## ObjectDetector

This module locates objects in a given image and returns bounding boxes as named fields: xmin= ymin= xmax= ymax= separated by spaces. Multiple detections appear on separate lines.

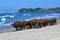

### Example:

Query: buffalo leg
xmin=15 ymin=27 xmax=19 ymax=31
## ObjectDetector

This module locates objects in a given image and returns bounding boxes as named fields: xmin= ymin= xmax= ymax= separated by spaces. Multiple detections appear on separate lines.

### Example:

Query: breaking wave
xmin=23 ymin=14 xmax=31 ymax=16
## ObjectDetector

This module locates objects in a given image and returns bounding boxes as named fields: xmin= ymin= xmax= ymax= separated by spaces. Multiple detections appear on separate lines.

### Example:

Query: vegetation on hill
xmin=18 ymin=7 xmax=60 ymax=13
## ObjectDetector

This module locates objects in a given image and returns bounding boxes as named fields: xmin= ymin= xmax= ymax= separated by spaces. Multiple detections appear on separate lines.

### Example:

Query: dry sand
xmin=0 ymin=20 xmax=60 ymax=40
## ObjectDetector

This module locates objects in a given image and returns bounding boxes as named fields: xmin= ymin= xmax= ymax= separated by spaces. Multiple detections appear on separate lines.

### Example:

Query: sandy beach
xmin=0 ymin=20 xmax=60 ymax=40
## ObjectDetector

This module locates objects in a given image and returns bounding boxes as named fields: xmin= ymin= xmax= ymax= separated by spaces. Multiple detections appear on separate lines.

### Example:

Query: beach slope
xmin=0 ymin=20 xmax=60 ymax=40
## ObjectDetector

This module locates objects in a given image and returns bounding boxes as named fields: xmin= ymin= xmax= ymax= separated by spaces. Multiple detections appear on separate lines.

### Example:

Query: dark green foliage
xmin=18 ymin=7 xmax=60 ymax=13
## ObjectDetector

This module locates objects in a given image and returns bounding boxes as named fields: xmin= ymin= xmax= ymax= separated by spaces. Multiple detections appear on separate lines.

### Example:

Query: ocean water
xmin=0 ymin=13 xmax=60 ymax=31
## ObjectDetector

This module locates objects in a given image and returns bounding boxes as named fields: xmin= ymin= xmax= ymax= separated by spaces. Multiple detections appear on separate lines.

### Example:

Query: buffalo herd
xmin=12 ymin=18 xmax=57 ymax=31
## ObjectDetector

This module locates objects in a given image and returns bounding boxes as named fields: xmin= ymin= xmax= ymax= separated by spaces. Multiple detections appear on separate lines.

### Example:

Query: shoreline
xmin=0 ymin=20 xmax=60 ymax=40
xmin=0 ymin=19 xmax=60 ymax=34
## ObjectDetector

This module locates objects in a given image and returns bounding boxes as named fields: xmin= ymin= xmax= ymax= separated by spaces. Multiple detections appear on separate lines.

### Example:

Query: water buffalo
xmin=49 ymin=18 xmax=57 ymax=25
xmin=37 ymin=19 xmax=50 ymax=28
xmin=28 ymin=19 xmax=37 ymax=29
xmin=12 ymin=18 xmax=57 ymax=31
xmin=12 ymin=21 xmax=29 ymax=31
xmin=12 ymin=21 xmax=22 ymax=31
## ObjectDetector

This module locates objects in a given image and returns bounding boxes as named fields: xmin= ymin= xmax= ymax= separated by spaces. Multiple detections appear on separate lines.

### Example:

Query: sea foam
xmin=23 ymin=14 xmax=31 ymax=16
